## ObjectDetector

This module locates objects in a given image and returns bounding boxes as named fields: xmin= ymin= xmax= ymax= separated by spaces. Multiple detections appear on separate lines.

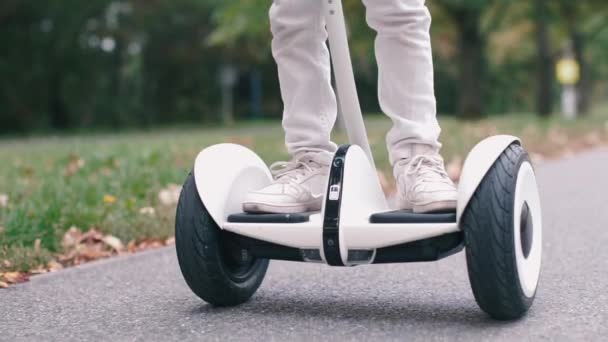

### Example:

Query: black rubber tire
xmin=462 ymin=143 xmax=539 ymax=320
xmin=175 ymin=173 xmax=269 ymax=306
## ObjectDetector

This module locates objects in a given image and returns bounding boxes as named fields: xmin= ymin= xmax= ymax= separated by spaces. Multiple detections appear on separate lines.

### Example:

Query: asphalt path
xmin=2 ymin=148 xmax=607 ymax=341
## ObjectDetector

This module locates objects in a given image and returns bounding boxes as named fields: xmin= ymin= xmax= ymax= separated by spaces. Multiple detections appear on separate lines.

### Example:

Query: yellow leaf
xmin=0 ymin=281 xmax=8 ymax=288
xmin=103 ymin=195 xmax=117 ymax=205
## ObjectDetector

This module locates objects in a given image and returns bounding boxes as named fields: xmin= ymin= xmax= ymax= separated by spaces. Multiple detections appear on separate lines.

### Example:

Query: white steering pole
xmin=324 ymin=0 xmax=375 ymax=169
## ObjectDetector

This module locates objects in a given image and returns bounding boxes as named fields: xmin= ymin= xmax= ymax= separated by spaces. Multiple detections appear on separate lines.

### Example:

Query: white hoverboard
xmin=175 ymin=0 xmax=542 ymax=320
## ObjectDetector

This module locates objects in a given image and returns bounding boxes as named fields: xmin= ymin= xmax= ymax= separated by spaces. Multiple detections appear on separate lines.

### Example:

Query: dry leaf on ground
xmin=102 ymin=235 xmax=124 ymax=252
xmin=127 ymin=240 xmax=137 ymax=253
xmin=30 ymin=266 xmax=48 ymax=275
xmin=64 ymin=156 xmax=85 ymax=176
xmin=0 ymin=194 xmax=8 ymax=208
xmin=0 ymin=281 xmax=8 ymax=288
xmin=139 ymin=207 xmax=156 ymax=216
xmin=62 ymin=226 xmax=82 ymax=249
xmin=47 ymin=260 xmax=64 ymax=271
xmin=1 ymin=272 xmax=29 ymax=284
xmin=59 ymin=228 xmax=121 ymax=266
xmin=158 ymin=184 xmax=182 ymax=206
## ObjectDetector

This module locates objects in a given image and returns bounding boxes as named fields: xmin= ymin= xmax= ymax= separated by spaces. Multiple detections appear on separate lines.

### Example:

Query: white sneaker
xmin=242 ymin=151 xmax=332 ymax=214
xmin=394 ymin=154 xmax=458 ymax=213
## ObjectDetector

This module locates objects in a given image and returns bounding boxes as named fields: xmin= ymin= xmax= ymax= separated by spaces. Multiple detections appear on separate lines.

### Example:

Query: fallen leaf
xmin=139 ymin=207 xmax=156 ymax=216
xmin=78 ymin=244 xmax=110 ymax=260
xmin=127 ymin=240 xmax=137 ymax=253
xmin=158 ymin=184 xmax=181 ymax=206
xmin=2 ymin=260 xmax=11 ymax=268
xmin=0 ymin=194 xmax=8 ymax=208
xmin=103 ymin=194 xmax=117 ymax=205
xmin=79 ymin=229 xmax=104 ymax=243
xmin=137 ymin=240 xmax=163 ymax=250
xmin=47 ymin=260 xmax=63 ymax=271
xmin=64 ymin=156 xmax=85 ymax=176
xmin=0 ymin=281 xmax=8 ymax=288
xmin=3 ymin=272 xmax=25 ymax=283
xmin=62 ymin=226 xmax=82 ymax=249
xmin=102 ymin=235 xmax=124 ymax=252
xmin=30 ymin=266 xmax=48 ymax=275
xmin=165 ymin=236 xmax=175 ymax=245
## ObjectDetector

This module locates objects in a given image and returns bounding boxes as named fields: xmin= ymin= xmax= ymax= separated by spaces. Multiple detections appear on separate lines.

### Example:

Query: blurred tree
xmin=1 ymin=0 xmax=607 ymax=133
xmin=432 ymin=0 xmax=523 ymax=118
xmin=534 ymin=0 xmax=553 ymax=116
xmin=554 ymin=0 xmax=608 ymax=115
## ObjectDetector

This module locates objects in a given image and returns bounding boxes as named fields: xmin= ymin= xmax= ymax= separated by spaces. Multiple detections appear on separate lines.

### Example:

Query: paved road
xmin=2 ymin=148 xmax=608 ymax=341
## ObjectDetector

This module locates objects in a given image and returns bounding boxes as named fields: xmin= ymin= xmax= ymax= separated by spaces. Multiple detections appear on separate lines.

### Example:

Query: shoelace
xmin=269 ymin=159 xmax=315 ymax=184
xmin=404 ymin=155 xmax=451 ymax=190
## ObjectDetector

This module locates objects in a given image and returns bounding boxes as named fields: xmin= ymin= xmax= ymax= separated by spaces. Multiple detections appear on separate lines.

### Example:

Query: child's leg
xmin=363 ymin=0 xmax=457 ymax=213
xmin=270 ymin=0 xmax=338 ymax=156
xmin=242 ymin=1 xmax=336 ymax=214
xmin=362 ymin=0 xmax=441 ymax=164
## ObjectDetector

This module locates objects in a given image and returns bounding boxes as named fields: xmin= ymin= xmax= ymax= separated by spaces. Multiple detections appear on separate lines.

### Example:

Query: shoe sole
xmin=243 ymin=200 xmax=322 ymax=214
xmin=410 ymin=200 xmax=457 ymax=214
xmin=245 ymin=200 xmax=456 ymax=215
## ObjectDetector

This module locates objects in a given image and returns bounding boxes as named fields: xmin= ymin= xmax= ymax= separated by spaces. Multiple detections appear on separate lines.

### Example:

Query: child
xmin=243 ymin=0 xmax=457 ymax=214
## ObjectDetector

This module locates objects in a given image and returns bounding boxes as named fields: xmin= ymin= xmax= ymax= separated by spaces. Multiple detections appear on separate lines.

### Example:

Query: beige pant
xmin=270 ymin=0 xmax=441 ymax=165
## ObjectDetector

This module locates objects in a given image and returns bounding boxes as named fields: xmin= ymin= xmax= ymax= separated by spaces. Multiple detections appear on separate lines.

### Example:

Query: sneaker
xmin=394 ymin=154 xmax=458 ymax=213
xmin=242 ymin=151 xmax=332 ymax=214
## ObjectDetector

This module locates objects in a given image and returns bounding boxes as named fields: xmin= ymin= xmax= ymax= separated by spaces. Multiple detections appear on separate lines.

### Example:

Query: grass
xmin=1 ymin=109 xmax=607 ymax=272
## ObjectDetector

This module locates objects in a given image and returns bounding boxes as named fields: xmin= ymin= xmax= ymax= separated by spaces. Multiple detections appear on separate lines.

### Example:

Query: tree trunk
xmin=535 ymin=0 xmax=553 ymax=117
xmin=456 ymin=8 xmax=485 ymax=119
xmin=571 ymin=31 xmax=590 ymax=115
xmin=49 ymin=72 xmax=69 ymax=129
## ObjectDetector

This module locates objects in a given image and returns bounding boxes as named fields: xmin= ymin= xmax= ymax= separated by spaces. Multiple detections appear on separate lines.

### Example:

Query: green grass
xmin=1 ymin=109 xmax=607 ymax=272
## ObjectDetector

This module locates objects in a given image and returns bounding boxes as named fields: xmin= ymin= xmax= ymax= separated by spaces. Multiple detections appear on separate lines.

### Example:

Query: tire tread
xmin=463 ymin=143 xmax=535 ymax=320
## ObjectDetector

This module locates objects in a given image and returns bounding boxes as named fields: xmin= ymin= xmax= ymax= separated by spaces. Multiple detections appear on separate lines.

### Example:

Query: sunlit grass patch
xmin=0 ymin=107 xmax=607 ymax=273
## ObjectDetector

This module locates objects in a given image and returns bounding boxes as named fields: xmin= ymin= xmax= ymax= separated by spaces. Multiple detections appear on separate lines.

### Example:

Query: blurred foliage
xmin=1 ymin=0 xmax=608 ymax=133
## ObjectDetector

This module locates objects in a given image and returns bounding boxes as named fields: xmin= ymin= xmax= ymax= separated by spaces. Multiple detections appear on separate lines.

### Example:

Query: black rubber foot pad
xmin=370 ymin=210 xmax=457 ymax=224
xmin=227 ymin=212 xmax=311 ymax=223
